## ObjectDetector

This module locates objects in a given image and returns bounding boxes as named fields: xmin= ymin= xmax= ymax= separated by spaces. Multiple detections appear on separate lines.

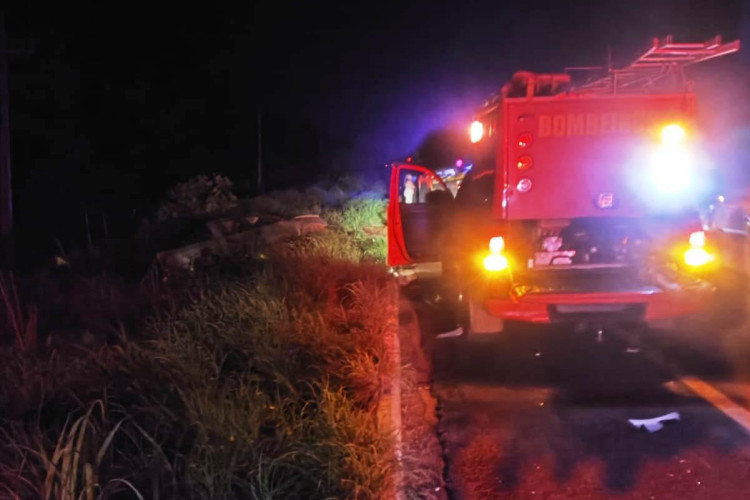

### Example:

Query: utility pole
xmin=0 ymin=13 xmax=33 ymax=252
xmin=0 ymin=13 xmax=12 ymax=240
xmin=257 ymin=106 xmax=263 ymax=192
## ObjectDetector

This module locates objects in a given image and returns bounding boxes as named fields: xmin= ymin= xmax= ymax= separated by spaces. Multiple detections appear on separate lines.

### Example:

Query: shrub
xmin=157 ymin=174 xmax=237 ymax=221
xmin=284 ymin=231 xmax=364 ymax=263
xmin=359 ymin=234 xmax=388 ymax=264
xmin=337 ymin=198 xmax=387 ymax=235
xmin=241 ymin=188 xmax=326 ymax=219
xmin=323 ymin=196 xmax=387 ymax=262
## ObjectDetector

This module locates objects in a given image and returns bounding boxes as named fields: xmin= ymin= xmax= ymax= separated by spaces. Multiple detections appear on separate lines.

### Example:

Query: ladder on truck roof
xmin=576 ymin=35 xmax=740 ymax=94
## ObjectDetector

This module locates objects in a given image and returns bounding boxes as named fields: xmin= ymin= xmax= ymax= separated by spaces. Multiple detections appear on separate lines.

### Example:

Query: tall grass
xmin=0 ymin=178 xmax=396 ymax=499
xmin=140 ymin=257 xmax=394 ymax=498
xmin=0 ymin=400 xmax=148 ymax=500
xmin=0 ymin=217 xmax=395 ymax=498
xmin=0 ymin=273 xmax=38 ymax=352
xmin=323 ymin=197 xmax=388 ymax=263
xmin=326 ymin=198 xmax=387 ymax=235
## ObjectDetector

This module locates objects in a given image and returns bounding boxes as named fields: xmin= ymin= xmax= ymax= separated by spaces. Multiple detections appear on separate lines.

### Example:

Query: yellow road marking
xmin=680 ymin=376 xmax=750 ymax=433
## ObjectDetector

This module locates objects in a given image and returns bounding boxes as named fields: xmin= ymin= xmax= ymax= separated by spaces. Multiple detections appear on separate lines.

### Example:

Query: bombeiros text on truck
xmin=388 ymin=36 xmax=740 ymax=337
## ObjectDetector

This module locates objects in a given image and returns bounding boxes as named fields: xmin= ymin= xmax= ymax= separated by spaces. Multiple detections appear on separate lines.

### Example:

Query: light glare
xmin=661 ymin=123 xmax=686 ymax=144
xmin=689 ymin=230 xmax=706 ymax=248
xmin=483 ymin=254 xmax=508 ymax=272
xmin=684 ymin=247 xmax=713 ymax=267
xmin=489 ymin=236 xmax=505 ymax=254
xmin=517 ymin=178 xmax=532 ymax=193
xmin=650 ymin=146 xmax=692 ymax=194
xmin=470 ymin=121 xmax=484 ymax=143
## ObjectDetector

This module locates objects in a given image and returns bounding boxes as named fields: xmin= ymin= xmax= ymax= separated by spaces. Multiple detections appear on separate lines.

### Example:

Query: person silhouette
xmin=404 ymin=174 xmax=416 ymax=204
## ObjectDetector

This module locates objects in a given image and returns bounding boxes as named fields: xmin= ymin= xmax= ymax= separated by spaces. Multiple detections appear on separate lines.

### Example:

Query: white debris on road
xmin=629 ymin=412 xmax=681 ymax=432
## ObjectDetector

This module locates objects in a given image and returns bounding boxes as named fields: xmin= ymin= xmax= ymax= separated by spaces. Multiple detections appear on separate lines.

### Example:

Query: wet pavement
xmin=404 ymin=281 xmax=750 ymax=499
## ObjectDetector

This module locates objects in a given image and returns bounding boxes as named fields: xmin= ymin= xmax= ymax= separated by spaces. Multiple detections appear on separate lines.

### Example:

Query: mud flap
xmin=466 ymin=300 xmax=504 ymax=336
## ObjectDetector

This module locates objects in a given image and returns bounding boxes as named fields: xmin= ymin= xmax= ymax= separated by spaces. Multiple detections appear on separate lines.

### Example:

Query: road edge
xmin=378 ymin=280 xmax=404 ymax=499
xmin=395 ymin=290 xmax=449 ymax=499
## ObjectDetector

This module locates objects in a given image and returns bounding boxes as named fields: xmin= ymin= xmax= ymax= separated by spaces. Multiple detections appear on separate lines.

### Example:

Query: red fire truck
xmin=388 ymin=36 xmax=740 ymax=337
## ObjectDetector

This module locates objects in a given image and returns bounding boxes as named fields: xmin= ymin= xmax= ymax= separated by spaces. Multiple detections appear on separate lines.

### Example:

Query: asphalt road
xmin=404 ymin=280 xmax=750 ymax=500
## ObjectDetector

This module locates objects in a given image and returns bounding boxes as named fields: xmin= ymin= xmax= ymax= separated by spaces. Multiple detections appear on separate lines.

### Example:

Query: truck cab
xmin=388 ymin=37 xmax=739 ymax=336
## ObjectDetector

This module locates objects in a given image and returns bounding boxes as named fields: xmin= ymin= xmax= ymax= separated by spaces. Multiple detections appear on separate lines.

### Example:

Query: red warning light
xmin=516 ymin=155 xmax=533 ymax=170
xmin=517 ymin=132 xmax=533 ymax=149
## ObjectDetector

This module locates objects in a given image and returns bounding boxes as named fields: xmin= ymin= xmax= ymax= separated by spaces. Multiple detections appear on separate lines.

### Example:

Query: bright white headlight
xmin=661 ymin=123 xmax=687 ymax=145
xmin=649 ymin=145 xmax=693 ymax=194
xmin=469 ymin=121 xmax=484 ymax=143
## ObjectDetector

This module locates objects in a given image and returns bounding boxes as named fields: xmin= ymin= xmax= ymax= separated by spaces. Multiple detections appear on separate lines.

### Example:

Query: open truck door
xmin=387 ymin=163 xmax=452 ymax=267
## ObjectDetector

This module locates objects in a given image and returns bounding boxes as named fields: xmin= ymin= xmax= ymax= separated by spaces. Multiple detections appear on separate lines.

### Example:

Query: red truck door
xmin=387 ymin=163 xmax=451 ymax=266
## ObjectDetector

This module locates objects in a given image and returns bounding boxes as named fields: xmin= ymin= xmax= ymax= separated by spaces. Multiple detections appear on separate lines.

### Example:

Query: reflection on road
xmin=404 ymin=280 xmax=750 ymax=499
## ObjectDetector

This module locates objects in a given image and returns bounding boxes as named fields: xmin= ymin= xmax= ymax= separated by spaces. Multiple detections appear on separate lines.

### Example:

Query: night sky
xmin=3 ymin=1 xmax=748 ymax=254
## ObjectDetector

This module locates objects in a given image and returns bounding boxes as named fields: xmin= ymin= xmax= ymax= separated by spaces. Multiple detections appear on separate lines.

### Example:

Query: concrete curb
xmin=395 ymin=291 xmax=449 ymax=499
xmin=378 ymin=279 xmax=404 ymax=499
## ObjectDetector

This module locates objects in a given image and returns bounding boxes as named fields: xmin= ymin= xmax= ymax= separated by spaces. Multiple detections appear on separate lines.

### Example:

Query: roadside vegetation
xmin=0 ymin=175 xmax=393 ymax=499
